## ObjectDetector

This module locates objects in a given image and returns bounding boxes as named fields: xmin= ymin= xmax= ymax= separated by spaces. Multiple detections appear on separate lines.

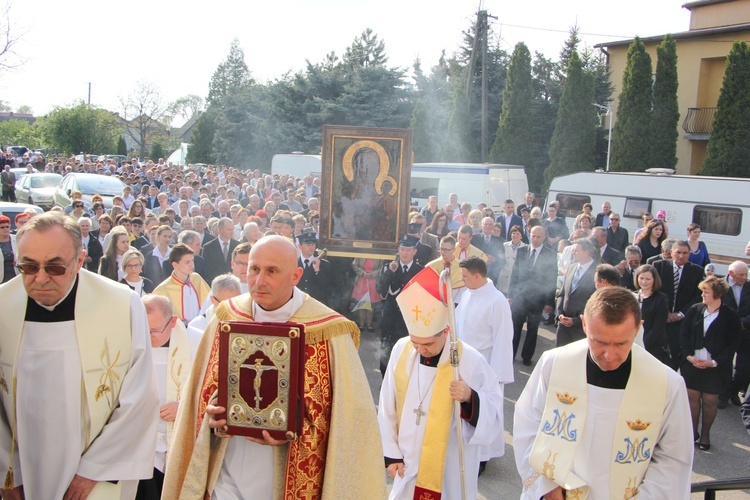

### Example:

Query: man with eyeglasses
xmin=0 ymin=212 xmax=158 ymax=499
xmin=140 ymin=294 xmax=201 ymax=499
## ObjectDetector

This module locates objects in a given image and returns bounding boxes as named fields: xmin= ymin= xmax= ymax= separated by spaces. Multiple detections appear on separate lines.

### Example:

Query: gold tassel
xmin=4 ymin=466 xmax=13 ymax=488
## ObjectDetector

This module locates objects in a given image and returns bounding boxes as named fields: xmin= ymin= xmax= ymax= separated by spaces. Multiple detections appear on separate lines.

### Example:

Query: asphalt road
xmin=357 ymin=319 xmax=750 ymax=499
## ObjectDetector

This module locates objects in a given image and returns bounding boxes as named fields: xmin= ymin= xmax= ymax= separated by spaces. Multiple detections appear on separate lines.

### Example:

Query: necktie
xmin=222 ymin=241 xmax=229 ymax=260
xmin=304 ymin=258 xmax=310 ymax=269
xmin=485 ymin=235 xmax=490 ymax=244
xmin=403 ymin=265 xmax=408 ymax=274
xmin=673 ymin=266 xmax=681 ymax=311
xmin=572 ymin=265 xmax=582 ymax=290
xmin=530 ymin=248 xmax=537 ymax=268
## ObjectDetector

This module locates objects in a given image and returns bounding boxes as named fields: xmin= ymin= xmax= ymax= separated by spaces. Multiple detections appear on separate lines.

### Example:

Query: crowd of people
xmin=0 ymin=155 xmax=747 ymax=498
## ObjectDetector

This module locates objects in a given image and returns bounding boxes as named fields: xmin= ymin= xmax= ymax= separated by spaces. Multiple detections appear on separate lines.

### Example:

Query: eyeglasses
xmin=0 ymin=225 xmax=9 ymax=230
xmin=440 ymin=247 xmax=455 ymax=253
xmin=149 ymin=318 xmax=173 ymax=336
xmin=16 ymin=257 xmax=77 ymax=276
xmin=610 ymin=218 xmax=620 ymax=222
xmin=73 ymin=204 xmax=84 ymax=208
xmin=124 ymin=262 xmax=142 ymax=269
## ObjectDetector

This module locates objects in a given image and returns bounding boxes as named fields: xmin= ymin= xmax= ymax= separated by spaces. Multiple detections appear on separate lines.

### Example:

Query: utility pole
xmin=88 ymin=82 xmax=91 ymax=107
xmin=465 ymin=9 xmax=497 ymax=163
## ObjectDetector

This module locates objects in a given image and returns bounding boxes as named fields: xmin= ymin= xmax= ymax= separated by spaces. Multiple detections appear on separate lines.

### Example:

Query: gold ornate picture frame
xmin=319 ymin=125 xmax=413 ymax=259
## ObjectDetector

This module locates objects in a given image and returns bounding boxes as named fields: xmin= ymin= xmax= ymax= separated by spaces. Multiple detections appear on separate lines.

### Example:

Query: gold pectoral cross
xmin=414 ymin=404 xmax=425 ymax=425
xmin=240 ymin=358 xmax=278 ymax=410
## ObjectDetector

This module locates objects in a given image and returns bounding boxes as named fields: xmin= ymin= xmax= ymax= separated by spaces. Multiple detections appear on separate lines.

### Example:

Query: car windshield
xmin=77 ymin=176 xmax=124 ymax=196
xmin=30 ymin=175 xmax=61 ymax=188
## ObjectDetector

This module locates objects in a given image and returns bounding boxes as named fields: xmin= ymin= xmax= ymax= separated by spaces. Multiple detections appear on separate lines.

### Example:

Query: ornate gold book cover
xmin=217 ymin=321 xmax=306 ymax=440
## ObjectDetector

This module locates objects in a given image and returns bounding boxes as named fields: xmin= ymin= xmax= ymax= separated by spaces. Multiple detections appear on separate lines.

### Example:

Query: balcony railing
xmin=683 ymin=107 xmax=717 ymax=135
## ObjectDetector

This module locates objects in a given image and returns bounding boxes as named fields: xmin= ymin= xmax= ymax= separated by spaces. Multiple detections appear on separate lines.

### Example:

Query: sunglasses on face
xmin=16 ymin=258 xmax=76 ymax=276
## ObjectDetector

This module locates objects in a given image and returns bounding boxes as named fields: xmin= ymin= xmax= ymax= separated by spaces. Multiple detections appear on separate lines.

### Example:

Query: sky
xmin=1 ymin=0 xmax=692 ymax=124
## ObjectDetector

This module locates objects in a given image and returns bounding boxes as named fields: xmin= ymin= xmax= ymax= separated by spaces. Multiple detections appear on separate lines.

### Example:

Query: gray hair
xmin=625 ymin=245 xmax=642 ymax=257
xmin=17 ymin=211 xmax=82 ymax=256
xmin=661 ymin=237 xmax=677 ymax=252
xmin=212 ymin=273 xmax=242 ymax=295
xmin=178 ymin=230 xmax=201 ymax=246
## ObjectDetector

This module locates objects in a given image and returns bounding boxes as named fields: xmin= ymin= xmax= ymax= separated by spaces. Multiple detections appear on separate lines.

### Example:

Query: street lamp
xmin=592 ymin=103 xmax=613 ymax=172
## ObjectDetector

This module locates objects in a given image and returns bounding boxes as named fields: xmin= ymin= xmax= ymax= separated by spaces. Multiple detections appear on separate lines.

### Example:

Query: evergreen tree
xmin=611 ymin=37 xmax=653 ymax=171
xmin=206 ymin=38 xmax=253 ymax=108
xmin=343 ymin=29 xmax=387 ymax=68
xmin=187 ymin=110 xmax=217 ymax=164
xmin=117 ymin=135 xmax=127 ymax=156
xmin=490 ymin=43 xmax=535 ymax=183
xmin=651 ymin=34 xmax=679 ymax=169
xmin=411 ymin=53 xmax=453 ymax=162
xmin=150 ymin=142 xmax=164 ymax=161
xmin=701 ymin=41 xmax=750 ymax=177
xmin=545 ymin=51 xmax=597 ymax=188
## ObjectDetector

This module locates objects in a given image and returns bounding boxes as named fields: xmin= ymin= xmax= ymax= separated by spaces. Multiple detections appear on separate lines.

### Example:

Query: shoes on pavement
xmin=730 ymin=393 xmax=742 ymax=406
xmin=717 ymin=399 xmax=728 ymax=409
xmin=522 ymin=359 xmax=532 ymax=366
xmin=478 ymin=461 xmax=487 ymax=477
xmin=698 ymin=441 xmax=711 ymax=451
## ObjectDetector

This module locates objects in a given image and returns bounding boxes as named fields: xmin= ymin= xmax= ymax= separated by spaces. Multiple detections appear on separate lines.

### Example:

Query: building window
xmin=623 ymin=198 xmax=652 ymax=219
xmin=693 ymin=205 xmax=742 ymax=236
xmin=555 ymin=194 xmax=591 ymax=219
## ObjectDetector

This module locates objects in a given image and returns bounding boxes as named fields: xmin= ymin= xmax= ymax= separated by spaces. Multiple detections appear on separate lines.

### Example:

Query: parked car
xmin=54 ymin=172 xmax=125 ymax=210
xmin=97 ymin=154 xmax=128 ymax=166
xmin=0 ymin=202 xmax=43 ymax=232
xmin=15 ymin=173 xmax=62 ymax=209
xmin=9 ymin=167 xmax=39 ymax=186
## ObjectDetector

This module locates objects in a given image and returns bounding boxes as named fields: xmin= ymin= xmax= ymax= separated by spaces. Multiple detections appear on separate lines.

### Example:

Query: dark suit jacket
xmin=496 ymin=214 xmax=523 ymax=240
xmin=144 ymin=196 xmax=160 ymax=210
xmin=131 ymin=235 xmax=150 ymax=251
xmin=414 ymin=242 xmax=435 ymax=268
xmin=595 ymin=212 xmax=611 ymax=227
xmin=680 ymin=303 xmax=741 ymax=382
xmin=722 ymin=280 xmax=750 ymax=329
xmin=620 ymin=266 xmax=638 ymax=291
xmin=297 ymin=257 xmax=333 ymax=305
xmin=471 ymin=233 xmax=505 ymax=282
xmin=508 ymin=245 xmax=557 ymax=313
xmin=119 ymin=277 xmax=155 ymax=295
xmin=202 ymin=237 xmax=239 ymax=284
xmin=601 ymin=246 xmax=624 ymax=267
xmin=98 ymin=255 xmax=120 ymax=282
xmin=556 ymin=262 xmax=597 ymax=336
xmin=641 ymin=291 xmax=669 ymax=361
xmin=653 ymin=259 xmax=704 ymax=315
xmin=376 ymin=261 xmax=423 ymax=335
xmin=516 ymin=202 xmax=537 ymax=217
xmin=143 ymin=252 xmax=171 ymax=286
xmin=84 ymin=236 xmax=103 ymax=273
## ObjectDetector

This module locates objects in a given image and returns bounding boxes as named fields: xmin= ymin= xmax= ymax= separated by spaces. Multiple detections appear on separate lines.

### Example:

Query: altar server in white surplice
xmin=378 ymin=266 xmax=504 ymax=500
xmin=514 ymin=287 xmax=694 ymax=500
xmin=0 ymin=212 xmax=158 ymax=500
xmin=139 ymin=294 xmax=201 ymax=498
xmin=187 ymin=274 xmax=242 ymax=341
xmin=455 ymin=256 xmax=513 ymax=472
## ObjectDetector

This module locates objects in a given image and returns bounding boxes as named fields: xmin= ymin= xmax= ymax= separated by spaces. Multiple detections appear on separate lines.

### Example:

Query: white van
xmin=271 ymin=152 xmax=322 ymax=179
xmin=410 ymin=163 xmax=528 ymax=214
xmin=547 ymin=170 xmax=750 ymax=274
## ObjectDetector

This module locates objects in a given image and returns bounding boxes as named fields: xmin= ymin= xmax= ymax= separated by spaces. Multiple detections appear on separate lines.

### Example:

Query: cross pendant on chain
xmin=414 ymin=404 xmax=425 ymax=425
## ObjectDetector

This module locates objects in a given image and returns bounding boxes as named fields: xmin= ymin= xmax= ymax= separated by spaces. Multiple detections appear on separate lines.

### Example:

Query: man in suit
xmin=79 ymin=217 xmax=103 ymax=272
xmin=516 ymin=191 xmax=537 ymax=217
xmin=647 ymin=238 xmax=677 ymax=265
xmin=144 ymin=185 xmax=161 ymax=210
xmin=496 ymin=199 xmax=523 ymax=241
xmin=178 ymin=230 xmax=207 ymax=280
xmin=618 ymin=245 xmax=642 ymax=291
xmin=406 ymin=217 xmax=435 ymax=267
xmin=591 ymin=226 xmax=623 ymax=266
xmin=472 ymin=217 xmax=505 ymax=285
xmin=508 ymin=226 xmax=557 ymax=365
xmin=201 ymin=217 xmax=239 ymax=284
xmin=1 ymin=165 xmax=16 ymax=202
xmin=376 ymin=235 xmax=423 ymax=376
xmin=719 ymin=261 xmax=750 ymax=408
xmin=654 ymin=240 xmax=705 ymax=369
xmin=594 ymin=201 xmax=612 ymax=228
xmin=556 ymin=238 xmax=597 ymax=347
xmin=296 ymin=229 xmax=333 ymax=306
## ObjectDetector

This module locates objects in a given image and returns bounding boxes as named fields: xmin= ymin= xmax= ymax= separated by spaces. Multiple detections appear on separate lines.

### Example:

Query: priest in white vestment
xmin=0 ymin=212 xmax=158 ymax=500
xmin=514 ymin=287 xmax=693 ymax=500
xmin=378 ymin=266 xmax=504 ymax=500
xmin=455 ymin=256 xmax=514 ymax=469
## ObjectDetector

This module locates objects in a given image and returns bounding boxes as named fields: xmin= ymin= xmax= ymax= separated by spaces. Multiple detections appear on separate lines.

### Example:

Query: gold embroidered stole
xmin=0 ymin=270 xmax=131 ymax=488
xmin=394 ymin=341 xmax=462 ymax=498
xmin=153 ymin=272 xmax=211 ymax=321
xmin=166 ymin=320 xmax=192 ymax=445
xmin=528 ymin=341 xmax=667 ymax=499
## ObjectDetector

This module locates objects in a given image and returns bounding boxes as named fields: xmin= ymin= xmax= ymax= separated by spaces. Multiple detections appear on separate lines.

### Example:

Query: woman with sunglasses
xmin=0 ymin=215 xmax=17 ymax=283
xmin=119 ymin=249 xmax=154 ymax=296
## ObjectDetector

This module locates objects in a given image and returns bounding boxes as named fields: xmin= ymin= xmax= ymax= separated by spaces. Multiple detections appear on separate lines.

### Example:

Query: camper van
xmin=546 ymin=171 xmax=750 ymax=274
xmin=410 ymin=163 xmax=528 ymax=214
xmin=271 ymin=152 xmax=322 ymax=179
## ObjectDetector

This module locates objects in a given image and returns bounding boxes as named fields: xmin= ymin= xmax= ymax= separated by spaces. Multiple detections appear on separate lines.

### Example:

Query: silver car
xmin=15 ymin=173 xmax=62 ymax=209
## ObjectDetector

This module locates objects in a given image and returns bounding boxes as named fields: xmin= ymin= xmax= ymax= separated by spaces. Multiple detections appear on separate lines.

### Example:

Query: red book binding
xmin=218 ymin=320 xmax=306 ymax=440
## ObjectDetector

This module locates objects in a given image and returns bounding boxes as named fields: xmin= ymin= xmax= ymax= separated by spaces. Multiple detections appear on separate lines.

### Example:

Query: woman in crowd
xmin=93 ymin=214 xmax=113 ymax=252
xmin=98 ymin=227 xmax=131 ymax=282
xmin=126 ymin=199 xmax=147 ymax=220
xmin=635 ymin=264 xmax=669 ymax=362
xmin=572 ymin=214 xmax=593 ymax=239
xmin=482 ymin=207 xmax=495 ymax=221
xmin=426 ymin=210 xmax=450 ymax=241
xmin=351 ymin=258 xmax=383 ymax=332
xmin=680 ymin=276 xmax=741 ymax=450
xmin=530 ymin=206 xmax=543 ymax=220
xmin=687 ymin=223 xmax=711 ymax=268
xmin=498 ymin=225 xmax=526 ymax=294
xmin=119 ymin=249 xmax=154 ymax=296
xmin=264 ymin=201 xmax=276 ymax=219
xmin=468 ymin=209 xmax=483 ymax=234
xmin=635 ymin=220 xmax=666 ymax=264
xmin=0 ymin=215 xmax=17 ymax=284
xmin=581 ymin=203 xmax=593 ymax=217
